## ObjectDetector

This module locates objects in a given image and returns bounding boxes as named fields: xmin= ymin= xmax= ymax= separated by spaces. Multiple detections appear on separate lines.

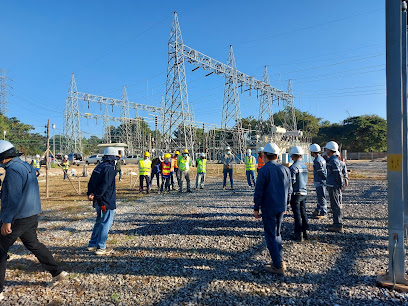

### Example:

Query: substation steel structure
xmin=0 ymin=69 xmax=9 ymax=116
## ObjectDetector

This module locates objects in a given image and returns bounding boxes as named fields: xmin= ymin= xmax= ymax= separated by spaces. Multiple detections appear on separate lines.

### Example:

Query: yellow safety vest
xmin=62 ymin=161 xmax=70 ymax=171
xmin=178 ymin=156 xmax=190 ymax=171
xmin=139 ymin=159 xmax=152 ymax=176
xmin=33 ymin=160 xmax=40 ymax=170
xmin=244 ymin=156 xmax=256 ymax=171
xmin=197 ymin=158 xmax=207 ymax=174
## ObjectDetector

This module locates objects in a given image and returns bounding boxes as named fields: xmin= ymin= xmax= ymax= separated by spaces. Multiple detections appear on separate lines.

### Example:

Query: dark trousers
xmin=0 ymin=215 xmax=61 ymax=292
xmin=262 ymin=213 xmax=284 ymax=269
xmin=117 ymin=170 xmax=122 ymax=180
xmin=139 ymin=175 xmax=150 ymax=192
xmin=35 ymin=169 xmax=41 ymax=177
xmin=161 ymin=176 xmax=171 ymax=192
xmin=328 ymin=187 xmax=343 ymax=226
xmin=63 ymin=169 xmax=68 ymax=180
xmin=223 ymin=168 xmax=233 ymax=188
xmin=150 ymin=173 xmax=160 ymax=188
xmin=290 ymin=195 xmax=309 ymax=234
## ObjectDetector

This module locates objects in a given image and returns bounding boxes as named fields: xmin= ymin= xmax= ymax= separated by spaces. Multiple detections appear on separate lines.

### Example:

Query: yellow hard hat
xmin=144 ymin=151 xmax=150 ymax=157
xmin=164 ymin=153 xmax=171 ymax=159
xmin=175 ymin=151 xmax=180 ymax=155
xmin=183 ymin=149 xmax=189 ymax=154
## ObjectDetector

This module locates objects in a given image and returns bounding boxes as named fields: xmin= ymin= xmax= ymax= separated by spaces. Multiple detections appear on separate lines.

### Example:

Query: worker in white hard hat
xmin=309 ymin=144 xmax=328 ymax=219
xmin=335 ymin=151 xmax=349 ymax=188
xmin=87 ymin=147 xmax=120 ymax=255
xmin=31 ymin=154 xmax=41 ymax=177
xmin=244 ymin=149 xmax=256 ymax=188
xmin=289 ymin=146 xmax=309 ymax=242
xmin=0 ymin=141 xmax=67 ymax=298
xmin=222 ymin=146 xmax=234 ymax=190
xmin=61 ymin=155 xmax=70 ymax=180
xmin=257 ymin=147 xmax=265 ymax=173
xmin=254 ymin=142 xmax=291 ymax=276
xmin=196 ymin=153 xmax=207 ymax=189
xmin=324 ymin=141 xmax=344 ymax=233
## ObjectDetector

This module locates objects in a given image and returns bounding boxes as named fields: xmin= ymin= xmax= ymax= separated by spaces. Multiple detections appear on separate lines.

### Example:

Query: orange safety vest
xmin=257 ymin=155 xmax=265 ymax=169
xmin=161 ymin=162 xmax=171 ymax=176
xmin=173 ymin=156 xmax=179 ymax=169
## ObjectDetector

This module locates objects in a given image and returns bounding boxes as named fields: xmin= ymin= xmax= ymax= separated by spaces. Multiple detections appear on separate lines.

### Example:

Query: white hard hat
xmin=325 ymin=141 xmax=339 ymax=152
xmin=263 ymin=142 xmax=280 ymax=155
xmin=246 ymin=149 xmax=252 ymax=154
xmin=0 ymin=140 xmax=19 ymax=161
xmin=104 ymin=147 xmax=119 ymax=156
xmin=35 ymin=154 xmax=41 ymax=159
xmin=290 ymin=146 xmax=304 ymax=156
xmin=200 ymin=153 xmax=205 ymax=157
xmin=64 ymin=155 xmax=68 ymax=159
xmin=225 ymin=146 xmax=231 ymax=151
xmin=258 ymin=147 xmax=264 ymax=152
xmin=309 ymin=144 xmax=321 ymax=153
xmin=335 ymin=151 xmax=341 ymax=156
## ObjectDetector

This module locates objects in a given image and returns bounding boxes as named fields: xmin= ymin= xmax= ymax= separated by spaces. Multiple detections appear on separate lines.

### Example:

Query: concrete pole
xmin=385 ymin=0 xmax=406 ymax=284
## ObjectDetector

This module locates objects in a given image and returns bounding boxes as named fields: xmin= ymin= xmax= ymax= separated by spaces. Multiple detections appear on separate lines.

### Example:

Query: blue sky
xmin=1 ymin=1 xmax=385 ymax=138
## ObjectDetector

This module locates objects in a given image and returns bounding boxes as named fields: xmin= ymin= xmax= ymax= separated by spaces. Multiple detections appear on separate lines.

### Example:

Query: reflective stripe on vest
xmin=178 ymin=156 xmax=190 ymax=171
xmin=197 ymin=159 xmax=207 ymax=173
xmin=62 ymin=161 xmax=69 ymax=170
xmin=139 ymin=159 xmax=152 ymax=176
xmin=161 ymin=162 xmax=171 ymax=176
xmin=257 ymin=156 xmax=265 ymax=169
xmin=244 ymin=156 xmax=256 ymax=171
xmin=33 ymin=160 xmax=40 ymax=170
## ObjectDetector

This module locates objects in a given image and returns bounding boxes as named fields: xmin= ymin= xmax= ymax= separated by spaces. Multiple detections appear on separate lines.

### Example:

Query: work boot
xmin=265 ymin=265 xmax=285 ymax=276
xmin=293 ymin=233 xmax=303 ymax=242
xmin=328 ymin=225 xmax=344 ymax=233
xmin=95 ymin=248 xmax=113 ymax=256
xmin=187 ymin=189 xmax=193 ymax=193
xmin=222 ymin=186 xmax=226 ymax=190
xmin=265 ymin=261 xmax=286 ymax=270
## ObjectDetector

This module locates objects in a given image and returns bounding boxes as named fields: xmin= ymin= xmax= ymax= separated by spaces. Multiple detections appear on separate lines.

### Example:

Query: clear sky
xmin=1 ymin=0 xmax=385 ymax=138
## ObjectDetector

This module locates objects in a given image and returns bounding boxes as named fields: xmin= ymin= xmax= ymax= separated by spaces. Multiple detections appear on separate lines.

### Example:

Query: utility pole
xmin=46 ymin=120 xmax=50 ymax=198
xmin=377 ymin=0 xmax=408 ymax=290
xmin=52 ymin=124 xmax=56 ymax=163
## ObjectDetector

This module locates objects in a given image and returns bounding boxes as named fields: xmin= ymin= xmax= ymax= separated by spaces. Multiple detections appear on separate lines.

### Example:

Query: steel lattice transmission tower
xmin=103 ymin=104 xmax=111 ymax=144
xmin=121 ymin=86 xmax=133 ymax=153
xmin=64 ymin=73 xmax=82 ymax=153
xmin=282 ymin=79 xmax=297 ymax=131
xmin=256 ymin=66 xmax=274 ymax=139
xmin=221 ymin=45 xmax=245 ymax=156
xmin=0 ymin=69 xmax=8 ymax=116
xmin=162 ymin=12 xmax=194 ymax=153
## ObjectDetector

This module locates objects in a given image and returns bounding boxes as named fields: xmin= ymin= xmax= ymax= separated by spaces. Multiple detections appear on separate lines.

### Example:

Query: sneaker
xmin=222 ymin=186 xmax=226 ymax=190
xmin=266 ymin=261 xmax=286 ymax=270
xmin=87 ymin=246 xmax=97 ymax=252
xmin=316 ymin=213 xmax=328 ymax=219
xmin=328 ymin=225 xmax=344 ymax=233
xmin=265 ymin=265 xmax=285 ymax=276
xmin=95 ymin=248 xmax=113 ymax=256
xmin=52 ymin=271 xmax=68 ymax=284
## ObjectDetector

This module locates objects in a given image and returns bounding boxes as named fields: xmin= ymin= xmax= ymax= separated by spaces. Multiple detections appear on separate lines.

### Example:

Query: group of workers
xmin=254 ymin=140 xmax=348 ymax=276
xmin=138 ymin=149 xmax=207 ymax=194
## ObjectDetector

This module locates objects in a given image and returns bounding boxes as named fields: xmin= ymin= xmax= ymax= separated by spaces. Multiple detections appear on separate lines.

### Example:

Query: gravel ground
xmin=1 ymin=161 xmax=406 ymax=305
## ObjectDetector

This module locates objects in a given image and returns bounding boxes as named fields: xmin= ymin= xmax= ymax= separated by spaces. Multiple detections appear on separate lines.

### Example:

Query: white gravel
xmin=1 ymin=161 xmax=406 ymax=305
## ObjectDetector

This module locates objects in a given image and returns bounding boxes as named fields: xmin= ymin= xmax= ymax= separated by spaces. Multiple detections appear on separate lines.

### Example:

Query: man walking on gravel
xmin=325 ymin=141 xmax=344 ymax=233
xmin=309 ymin=144 xmax=328 ymax=219
xmin=222 ymin=146 xmax=234 ymax=190
xmin=177 ymin=149 xmax=192 ymax=193
xmin=87 ymin=147 xmax=119 ymax=255
xmin=289 ymin=146 xmax=309 ymax=242
xmin=254 ymin=142 xmax=291 ymax=275
xmin=0 ymin=141 xmax=67 ymax=301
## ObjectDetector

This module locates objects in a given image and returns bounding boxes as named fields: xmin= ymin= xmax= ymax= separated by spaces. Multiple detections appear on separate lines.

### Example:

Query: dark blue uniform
xmin=326 ymin=155 xmax=343 ymax=227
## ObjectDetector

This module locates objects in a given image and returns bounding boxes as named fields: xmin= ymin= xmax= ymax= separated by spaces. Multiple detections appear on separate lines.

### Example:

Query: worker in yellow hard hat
xmin=172 ymin=150 xmax=180 ymax=189
xmin=160 ymin=153 xmax=172 ymax=194
xmin=177 ymin=149 xmax=192 ymax=193
xmin=139 ymin=151 xmax=152 ymax=193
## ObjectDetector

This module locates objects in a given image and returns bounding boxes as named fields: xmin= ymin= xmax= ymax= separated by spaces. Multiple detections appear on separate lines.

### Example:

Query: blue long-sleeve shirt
xmin=0 ymin=157 xmax=42 ymax=223
xmin=87 ymin=159 xmax=117 ymax=210
xmin=326 ymin=155 xmax=343 ymax=189
xmin=313 ymin=154 xmax=327 ymax=184
xmin=253 ymin=160 xmax=292 ymax=216
xmin=289 ymin=160 xmax=308 ymax=195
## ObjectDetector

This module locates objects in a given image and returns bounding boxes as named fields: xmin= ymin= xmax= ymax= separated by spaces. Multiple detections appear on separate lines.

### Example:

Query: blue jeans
xmin=246 ymin=170 xmax=256 ymax=187
xmin=223 ymin=168 xmax=233 ymax=188
xmin=290 ymin=195 xmax=309 ymax=234
xmin=262 ymin=213 xmax=284 ymax=269
xmin=315 ymin=185 xmax=327 ymax=215
xmin=89 ymin=206 xmax=115 ymax=249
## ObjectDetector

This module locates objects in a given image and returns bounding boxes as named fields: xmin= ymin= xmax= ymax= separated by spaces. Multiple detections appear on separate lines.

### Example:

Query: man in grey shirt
xmin=222 ymin=146 xmax=234 ymax=190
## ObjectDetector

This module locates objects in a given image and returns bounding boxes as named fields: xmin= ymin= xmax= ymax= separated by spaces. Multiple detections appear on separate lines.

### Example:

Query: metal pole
xmin=52 ymin=124 xmax=56 ymax=163
xmin=46 ymin=120 xmax=50 ymax=198
xmin=378 ymin=0 xmax=407 ymax=287
xmin=403 ymin=2 xmax=408 ymax=234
